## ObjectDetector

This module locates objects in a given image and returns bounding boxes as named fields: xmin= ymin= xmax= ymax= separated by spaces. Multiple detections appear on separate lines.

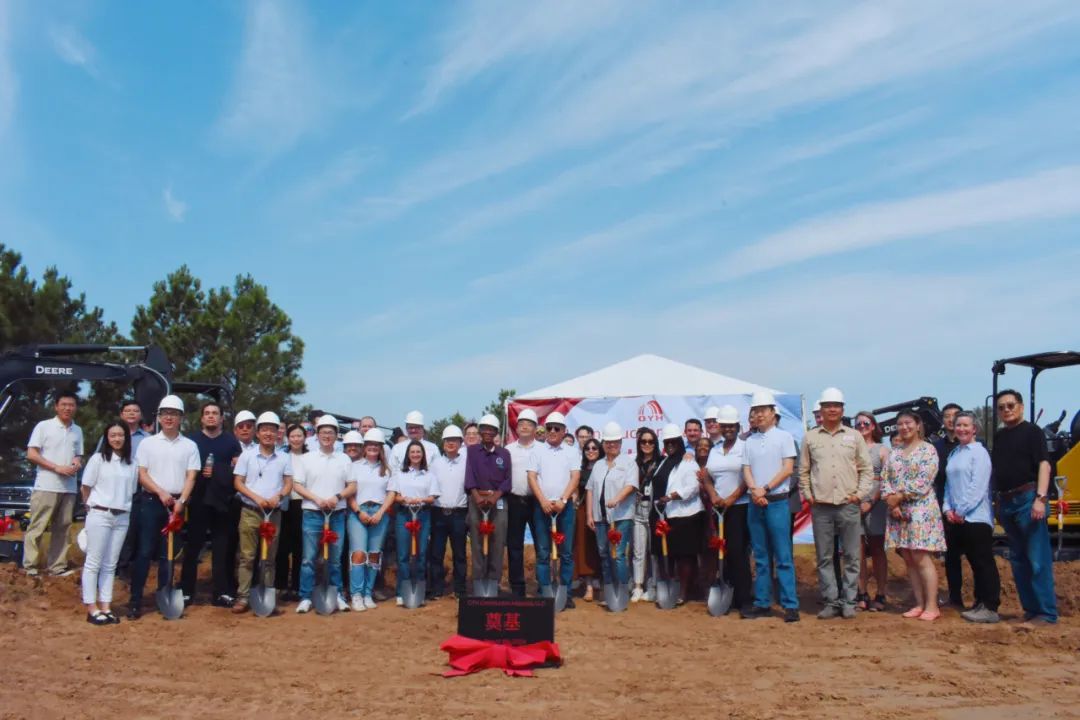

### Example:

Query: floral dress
xmin=881 ymin=441 xmax=946 ymax=552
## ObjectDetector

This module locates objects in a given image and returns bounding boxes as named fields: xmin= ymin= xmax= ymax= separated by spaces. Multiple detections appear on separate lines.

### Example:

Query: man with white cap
xmin=429 ymin=425 xmax=469 ymax=599
xmin=465 ymin=414 xmax=512 ymax=594
xmin=128 ymin=395 xmax=201 ymax=620
xmin=231 ymin=412 xmax=294 ymax=614
xmin=389 ymin=410 xmax=438 ymax=473
xmin=505 ymin=408 xmax=540 ymax=597
xmin=799 ymin=388 xmax=874 ymax=620
xmin=741 ymin=391 xmax=800 ymax=622
xmin=528 ymin=411 xmax=580 ymax=606
xmin=233 ymin=410 xmax=257 ymax=453
xmin=292 ymin=414 xmax=355 ymax=614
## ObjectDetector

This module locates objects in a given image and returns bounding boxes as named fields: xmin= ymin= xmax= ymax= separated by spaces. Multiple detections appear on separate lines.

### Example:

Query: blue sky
xmin=2 ymin=0 xmax=1080 ymax=426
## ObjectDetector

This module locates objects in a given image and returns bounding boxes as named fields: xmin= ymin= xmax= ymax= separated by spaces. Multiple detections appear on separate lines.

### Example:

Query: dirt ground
xmin=3 ymin=539 xmax=1080 ymax=720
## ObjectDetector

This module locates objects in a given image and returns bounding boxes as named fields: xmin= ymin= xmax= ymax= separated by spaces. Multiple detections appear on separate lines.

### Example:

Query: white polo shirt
xmin=293 ymin=449 xmax=351 ymax=511
xmin=136 ymin=432 xmax=201 ymax=496
xmin=82 ymin=452 xmax=139 ymax=511
xmin=27 ymin=417 xmax=84 ymax=493
xmin=505 ymin=439 xmax=539 ymax=496
xmin=707 ymin=438 xmax=748 ymax=505
xmin=432 ymin=452 xmax=468 ymax=509
xmin=388 ymin=467 xmax=440 ymax=500
xmin=532 ymin=442 xmax=580 ymax=501
xmin=664 ymin=460 xmax=705 ymax=518
xmin=388 ymin=439 xmax=439 ymax=475
xmin=742 ymin=426 xmax=797 ymax=497
xmin=351 ymin=459 xmax=391 ymax=505
xmin=234 ymin=446 xmax=293 ymax=510
xmin=586 ymin=455 xmax=639 ymax=523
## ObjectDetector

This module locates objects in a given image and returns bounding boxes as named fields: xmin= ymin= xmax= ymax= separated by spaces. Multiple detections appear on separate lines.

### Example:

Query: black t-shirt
xmin=189 ymin=431 xmax=243 ymax=511
xmin=932 ymin=436 xmax=958 ymax=504
xmin=991 ymin=421 xmax=1048 ymax=492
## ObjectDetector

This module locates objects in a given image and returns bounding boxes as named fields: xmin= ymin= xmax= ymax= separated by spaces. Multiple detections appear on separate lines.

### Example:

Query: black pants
xmin=206 ymin=501 xmax=239 ymax=598
xmin=722 ymin=503 xmax=753 ymax=610
xmin=506 ymin=495 xmax=537 ymax=596
xmin=428 ymin=508 xmax=468 ymax=596
xmin=130 ymin=494 xmax=170 ymax=607
xmin=944 ymin=521 xmax=1001 ymax=611
xmin=180 ymin=499 xmax=213 ymax=598
xmin=275 ymin=501 xmax=303 ymax=592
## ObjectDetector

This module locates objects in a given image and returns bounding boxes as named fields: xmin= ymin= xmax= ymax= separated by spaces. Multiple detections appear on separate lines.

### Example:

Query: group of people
xmin=19 ymin=384 xmax=1058 ymax=627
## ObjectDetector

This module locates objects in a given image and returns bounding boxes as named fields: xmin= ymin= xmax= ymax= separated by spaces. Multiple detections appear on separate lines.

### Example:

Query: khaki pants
xmin=236 ymin=506 xmax=281 ymax=601
xmin=24 ymin=490 xmax=76 ymax=573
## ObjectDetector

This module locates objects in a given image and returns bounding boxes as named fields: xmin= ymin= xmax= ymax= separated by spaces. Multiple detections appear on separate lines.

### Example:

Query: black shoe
xmin=103 ymin=610 xmax=120 ymax=625
xmin=211 ymin=594 xmax=236 ymax=608
xmin=183 ymin=595 xmax=193 ymax=608
xmin=784 ymin=608 xmax=800 ymax=623
xmin=126 ymin=604 xmax=141 ymax=621
xmin=741 ymin=605 xmax=770 ymax=619
xmin=87 ymin=611 xmax=110 ymax=626
xmin=564 ymin=598 xmax=576 ymax=610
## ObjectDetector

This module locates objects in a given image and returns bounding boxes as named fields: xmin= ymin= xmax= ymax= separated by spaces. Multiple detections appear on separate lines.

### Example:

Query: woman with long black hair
xmin=649 ymin=425 xmax=703 ymax=605
xmin=573 ymin=437 xmax=602 ymax=601
xmin=631 ymin=427 xmax=661 ymax=602
xmin=276 ymin=423 xmax=307 ymax=601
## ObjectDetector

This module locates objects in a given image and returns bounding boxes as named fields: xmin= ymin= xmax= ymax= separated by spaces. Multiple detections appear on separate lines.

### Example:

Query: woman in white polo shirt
xmin=661 ymin=434 xmax=707 ymax=605
xmin=346 ymin=429 xmax=394 ymax=611
xmin=388 ymin=440 xmax=440 ymax=606
xmin=80 ymin=422 xmax=139 ymax=625
xmin=702 ymin=406 xmax=751 ymax=613
xmin=585 ymin=422 xmax=639 ymax=597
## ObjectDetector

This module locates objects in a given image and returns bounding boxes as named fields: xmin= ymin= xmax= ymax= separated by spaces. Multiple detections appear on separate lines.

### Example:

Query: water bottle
xmin=204 ymin=452 xmax=214 ymax=474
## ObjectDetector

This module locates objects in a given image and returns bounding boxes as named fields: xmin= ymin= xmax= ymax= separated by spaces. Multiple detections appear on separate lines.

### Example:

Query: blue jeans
xmin=428 ymin=508 xmax=468 ymax=596
xmin=998 ymin=489 xmax=1058 ymax=622
xmin=594 ymin=518 xmax=632 ymax=586
xmin=394 ymin=505 xmax=431 ymax=595
xmin=347 ymin=503 xmax=389 ymax=598
xmin=533 ymin=503 xmax=576 ymax=589
xmin=300 ymin=510 xmax=345 ymax=601
xmin=129 ymin=493 xmax=169 ymax=606
xmin=748 ymin=499 xmax=799 ymax=610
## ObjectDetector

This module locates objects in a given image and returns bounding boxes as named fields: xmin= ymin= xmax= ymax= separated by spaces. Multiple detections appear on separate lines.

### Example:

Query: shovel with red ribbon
xmin=601 ymin=505 xmax=628 ymax=612
xmin=313 ymin=510 xmax=339 ymax=615
xmin=473 ymin=507 xmax=498 ymax=597
xmin=401 ymin=503 xmax=426 ymax=609
xmin=707 ymin=508 xmax=734 ymax=616
xmin=251 ymin=509 xmax=278 ymax=617
xmin=156 ymin=511 xmax=186 ymax=620
xmin=1055 ymin=476 xmax=1068 ymax=561
xmin=653 ymin=501 xmax=678 ymax=610
xmin=545 ymin=510 xmax=569 ymax=611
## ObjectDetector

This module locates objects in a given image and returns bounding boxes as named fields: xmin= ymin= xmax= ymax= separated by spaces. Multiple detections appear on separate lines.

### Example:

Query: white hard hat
xmin=316 ymin=414 xmax=339 ymax=430
xmin=545 ymin=411 xmax=567 ymax=427
xmin=363 ymin=428 xmax=386 ymax=444
xmin=517 ymin=409 xmax=538 ymax=425
xmin=749 ymin=391 xmax=776 ymax=409
xmin=442 ymin=424 xmax=464 ymax=440
xmin=717 ymin=405 xmax=740 ymax=424
xmin=703 ymin=406 xmax=720 ymax=421
xmin=234 ymin=409 xmax=256 ymax=425
xmin=478 ymin=414 xmax=500 ymax=430
xmin=342 ymin=430 xmax=365 ymax=445
xmin=158 ymin=395 xmax=185 ymax=413
xmin=405 ymin=410 xmax=424 ymax=426
xmin=601 ymin=421 xmax=623 ymax=442
xmin=819 ymin=387 xmax=845 ymax=405
xmin=256 ymin=411 xmax=281 ymax=428
xmin=661 ymin=423 xmax=682 ymax=442
xmin=812 ymin=401 xmax=822 ymax=412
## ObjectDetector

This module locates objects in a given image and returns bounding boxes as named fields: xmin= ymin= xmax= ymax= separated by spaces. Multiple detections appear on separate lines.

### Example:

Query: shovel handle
xmin=261 ymin=536 xmax=267 ymax=562
xmin=482 ymin=535 xmax=489 ymax=556
xmin=661 ymin=535 xmax=668 ymax=556
xmin=322 ymin=517 xmax=329 ymax=561
xmin=166 ymin=530 xmax=173 ymax=561
xmin=411 ymin=535 xmax=418 ymax=556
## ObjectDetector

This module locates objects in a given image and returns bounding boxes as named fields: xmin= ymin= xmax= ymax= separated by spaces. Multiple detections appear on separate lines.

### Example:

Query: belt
xmin=438 ymin=507 xmax=468 ymax=515
xmin=137 ymin=490 xmax=179 ymax=501
xmin=766 ymin=492 xmax=790 ymax=502
xmin=90 ymin=505 xmax=127 ymax=515
xmin=508 ymin=494 xmax=530 ymax=503
xmin=996 ymin=482 xmax=1035 ymax=500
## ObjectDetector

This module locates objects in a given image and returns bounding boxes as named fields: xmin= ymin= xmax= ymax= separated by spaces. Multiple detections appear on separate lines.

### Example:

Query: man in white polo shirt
xmin=528 ymin=411 xmax=580 ymax=607
xmin=505 ymin=408 xmax=540 ymax=597
xmin=429 ymin=425 xmax=469 ymax=599
xmin=24 ymin=390 xmax=84 ymax=577
xmin=129 ymin=395 xmax=201 ymax=620
xmin=232 ymin=412 xmax=293 ymax=614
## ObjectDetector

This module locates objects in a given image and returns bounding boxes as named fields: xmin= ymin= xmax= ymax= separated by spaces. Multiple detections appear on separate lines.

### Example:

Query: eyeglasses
xmin=639 ymin=439 xmax=655 ymax=446
xmin=854 ymin=421 xmax=871 ymax=428
xmin=997 ymin=402 xmax=1019 ymax=411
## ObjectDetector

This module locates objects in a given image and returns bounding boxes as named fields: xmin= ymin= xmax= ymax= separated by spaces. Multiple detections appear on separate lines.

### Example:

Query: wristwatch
xmin=1035 ymin=494 xmax=1048 ymax=502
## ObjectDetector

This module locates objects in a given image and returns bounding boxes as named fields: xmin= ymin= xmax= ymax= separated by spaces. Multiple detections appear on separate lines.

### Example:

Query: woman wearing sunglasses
xmin=853 ymin=412 xmax=889 ymax=612
xmin=573 ymin=437 xmax=603 ymax=601
xmin=631 ymin=427 xmax=661 ymax=602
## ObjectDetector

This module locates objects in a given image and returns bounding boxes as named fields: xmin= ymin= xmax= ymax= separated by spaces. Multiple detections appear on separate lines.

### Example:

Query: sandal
xmin=870 ymin=595 xmax=886 ymax=612
xmin=584 ymin=585 xmax=594 ymax=602
xmin=86 ymin=611 xmax=110 ymax=626
xmin=855 ymin=592 xmax=870 ymax=611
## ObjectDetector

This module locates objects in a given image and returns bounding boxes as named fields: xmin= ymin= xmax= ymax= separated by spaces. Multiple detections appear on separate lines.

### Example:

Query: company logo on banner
xmin=637 ymin=400 xmax=665 ymax=423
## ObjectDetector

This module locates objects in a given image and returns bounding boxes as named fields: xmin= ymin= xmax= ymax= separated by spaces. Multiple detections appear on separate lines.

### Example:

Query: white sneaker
xmin=630 ymin=587 xmax=645 ymax=603
xmin=49 ymin=568 xmax=75 ymax=577
xmin=336 ymin=595 xmax=349 ymax=612
xmin=363 ymin=596 xmax=377 ymax=610
xmin=644 ymin=588 xmax=656 ymax=602
xmin=350 ymin=596 xmax=367 ymax=612
xmin=296 ymin=599 xmax=312 ymax=614
xmin=395 ymin=596 xmax=404 ymax=607
xmin=25 ymin=568 xmax=39 ymax=577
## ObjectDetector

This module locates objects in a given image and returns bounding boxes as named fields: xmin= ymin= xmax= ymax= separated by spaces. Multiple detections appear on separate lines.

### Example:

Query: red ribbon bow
xmin=708 ymin=536 xmax=726 ymax=551
xmin=654 ymin=519 xmax=670 ymax=537
xmin=439 ymin=635 xmax=561 ymax=677
xmin=1059 ymin=500 xmax=1070 ymax=516
xmin=478 ymin=521 xmax=495 ymax=536
xmin=404 ymin=519 xmax=422 ymax=536
xmin=551 ymin=531 xmax=565 ymax=545
xmin=160 ymin=513 xmax=184 ymax=535
xmin=0 ymin=516 xmax=16 ymax=534
xmin=319 ymin=528 xmax=339 ymax=546
xmin=259 ymin=521 xmax=277 ymax=541
xmin=607 ymin=527 xmax=622 ymax=545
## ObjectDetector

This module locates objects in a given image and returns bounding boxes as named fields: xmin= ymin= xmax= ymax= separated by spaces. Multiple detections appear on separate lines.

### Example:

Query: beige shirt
xmin=798 ymin=424 xmax=874 ymax=505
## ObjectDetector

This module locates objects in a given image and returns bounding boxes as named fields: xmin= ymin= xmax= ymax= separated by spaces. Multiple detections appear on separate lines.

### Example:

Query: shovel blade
xmin=554 ymin=584 xmax=568 ymax=612
xmin=603 ymin=583 xmax=628 ymax=612
xmin=312 ymin=585 xmax=338 ymax=615
xmin=473 ymin=579 xmax=498 ymax=598
xmin=402 ymin=579 xmax=426 ymax=609
xmin=707 ymin=582 xmax=734 ymax=617
xmin=655 ymin=579 xmax=679 ymax=610
xmin=539 ymin=585 xmax=554 ymax=599
xmin=155 ymin=587 xmax=185 ymax=620
xmin=250 ymin=585 xmax=276 ymax=617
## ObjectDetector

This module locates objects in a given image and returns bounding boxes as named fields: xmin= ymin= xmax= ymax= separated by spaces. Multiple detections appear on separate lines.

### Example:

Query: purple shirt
xmin=464 ymin=444 xmax=512 ymax=494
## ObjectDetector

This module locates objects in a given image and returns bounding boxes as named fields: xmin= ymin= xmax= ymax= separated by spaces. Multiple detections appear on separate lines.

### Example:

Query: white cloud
xmin=49 ymin=25 xmax=98 ymax=77
xmin=216 ymin=0 xmax=322 ymax=156
xmin=0 ymin=0 xmax=16 ymax=137
xmin=162 ymin=186 xmax=187 ymax=222
xmin=722 ymin=164 xmax=1080 ymax=278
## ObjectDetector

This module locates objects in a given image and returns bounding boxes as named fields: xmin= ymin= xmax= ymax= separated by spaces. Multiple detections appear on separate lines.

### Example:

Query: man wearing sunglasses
xmin=991 ymin=390 xmax=1057 ymax=625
